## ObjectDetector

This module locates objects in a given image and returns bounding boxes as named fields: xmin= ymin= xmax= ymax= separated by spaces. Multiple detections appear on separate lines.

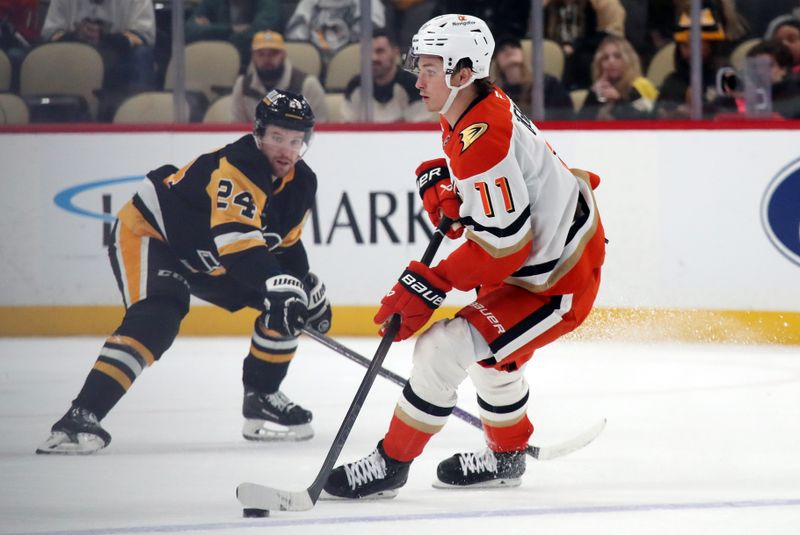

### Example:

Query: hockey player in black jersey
xmin=37 ymin=90 xmax=332 ymax=454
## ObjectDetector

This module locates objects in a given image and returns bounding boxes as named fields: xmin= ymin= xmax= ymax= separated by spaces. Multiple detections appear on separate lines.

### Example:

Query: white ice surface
xmin=1 ymin=336 xmax=799 ymax=534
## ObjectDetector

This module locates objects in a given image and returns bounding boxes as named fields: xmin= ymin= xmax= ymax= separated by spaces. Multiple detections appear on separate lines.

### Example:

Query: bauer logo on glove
xmin=399 ymin=272 xmax=445 ymax=308
xmin=374 ymin=261 xmax=453 ymax=341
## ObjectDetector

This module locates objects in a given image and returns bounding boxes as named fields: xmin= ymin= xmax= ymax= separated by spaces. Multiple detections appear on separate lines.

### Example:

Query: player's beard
xmin=257 ymin=64 xmax=285 ymax=87
xmin=502 ymin=62 xmax=525 ymax=85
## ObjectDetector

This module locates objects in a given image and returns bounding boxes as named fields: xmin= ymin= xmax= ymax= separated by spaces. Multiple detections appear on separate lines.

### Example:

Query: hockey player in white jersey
xmin=323 ymin=14 xmax=606 ymax=499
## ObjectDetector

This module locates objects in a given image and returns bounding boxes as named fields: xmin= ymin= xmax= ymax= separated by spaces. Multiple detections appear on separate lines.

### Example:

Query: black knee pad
xmin=115 ymin=297 xmax=189 ymax=360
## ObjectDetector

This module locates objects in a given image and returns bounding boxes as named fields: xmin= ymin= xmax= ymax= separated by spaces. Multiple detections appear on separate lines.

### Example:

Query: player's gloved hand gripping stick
xmin=236 ymin=217 xmax=453 ymax=514
xmin=416 ymin=158 xmax=463 ymax=239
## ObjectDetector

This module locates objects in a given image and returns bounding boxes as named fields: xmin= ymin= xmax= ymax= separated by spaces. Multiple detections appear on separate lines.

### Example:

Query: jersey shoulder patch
xmin=458 ymin=122 xmax=489 ymax=152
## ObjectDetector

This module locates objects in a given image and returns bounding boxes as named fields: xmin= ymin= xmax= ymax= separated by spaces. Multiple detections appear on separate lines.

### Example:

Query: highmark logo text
xmin=54 ymin=177 xmax=437 ymax=246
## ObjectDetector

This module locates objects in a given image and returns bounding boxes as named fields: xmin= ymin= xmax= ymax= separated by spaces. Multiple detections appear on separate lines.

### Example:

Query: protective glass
xmin=402 ymin=49 xmax=421 ymax=75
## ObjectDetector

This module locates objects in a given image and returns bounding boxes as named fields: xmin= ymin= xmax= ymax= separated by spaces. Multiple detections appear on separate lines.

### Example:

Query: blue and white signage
xmin=762 ymin=157 xmax=800 ymax=268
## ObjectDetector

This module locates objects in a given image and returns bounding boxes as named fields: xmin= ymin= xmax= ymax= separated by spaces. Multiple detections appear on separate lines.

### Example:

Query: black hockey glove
xmin=263 ymin=275 xmax=309 ymax=337
xmin=304 ymin=271 xmax=332 ymax=334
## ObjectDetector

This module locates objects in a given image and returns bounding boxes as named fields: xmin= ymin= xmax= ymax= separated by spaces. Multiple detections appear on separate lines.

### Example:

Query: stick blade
xmin=532 ymin=418 xmax=607 ymax=460
xmin=236 ymin=482 xmax=315 ymax=511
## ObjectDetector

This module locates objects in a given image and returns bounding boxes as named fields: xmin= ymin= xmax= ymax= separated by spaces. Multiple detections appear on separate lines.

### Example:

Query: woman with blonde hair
xmin=578 ymin=34 xmax=658 ymax=119
xmin=544 ymin=0 xmax=626 ymax=89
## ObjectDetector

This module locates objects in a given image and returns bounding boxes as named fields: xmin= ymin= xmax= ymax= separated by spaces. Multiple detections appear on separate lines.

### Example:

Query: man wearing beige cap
xmin=232 ymin=30 xmax=328 ymax=122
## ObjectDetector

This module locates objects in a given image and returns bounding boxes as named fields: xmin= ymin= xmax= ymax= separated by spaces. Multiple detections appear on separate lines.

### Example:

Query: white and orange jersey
xmin=434 ymin=86 xmax=605 ymax=296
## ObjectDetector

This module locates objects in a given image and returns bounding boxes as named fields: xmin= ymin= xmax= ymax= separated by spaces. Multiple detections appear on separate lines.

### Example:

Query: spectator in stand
xmin=646 ymin=0 xmax=680 ymax=54
xmin=646 ymin=0 xmax=749 ymax=65
xmin=544 ymin=0 xmax=627 ymax=90
xmin=707 ymin=0 xmax=749 ymax=43
xmin=738 ymin=1 xmax=797 ymax=39
xmin=655 ymin=6 xmax=730 ymax=119
xmin=386 ymin=0 xmax=435 ymax=49
xmin=285 ymin=0 xmax=386 ymax=64
xmin=341 ymin=29 xmax=430 ymax=123
xmin=714 ymin=40 xmax=800 ymax=119
xmin=493 ymin=36 xmax=574 ymax=120
xmin=41 ymin=0 xmax=156 ymax=94
xmin=232 ymin=30 xmax=328 ymax=122
xmin=185 ymin=0 xmax=281 ymax=71
xmin=431 ymin=1 xmax=531 ymax=41
xmin=0 ymin=0 xmax=39 ymax=47
xmin=578 ymin=34 xmax=657 ymax=119
xmin=0 ymin=0 xmax=39 ymax=92
xmin=766 ymin=17 xmax=800 ymax=75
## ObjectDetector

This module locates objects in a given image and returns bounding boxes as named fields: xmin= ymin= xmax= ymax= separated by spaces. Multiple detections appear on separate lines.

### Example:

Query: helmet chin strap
xmin=439 ymin=72 xmax=475 ymax=116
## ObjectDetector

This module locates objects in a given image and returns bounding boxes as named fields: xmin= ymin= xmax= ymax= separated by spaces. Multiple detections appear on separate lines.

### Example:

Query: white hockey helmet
xmin=404 ymin=14 xmax=495 ymax=80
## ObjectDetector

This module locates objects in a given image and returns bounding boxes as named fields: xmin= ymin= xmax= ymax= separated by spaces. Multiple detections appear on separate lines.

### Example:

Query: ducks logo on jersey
xmin=458 ymin=122 xmax=488 ymax=152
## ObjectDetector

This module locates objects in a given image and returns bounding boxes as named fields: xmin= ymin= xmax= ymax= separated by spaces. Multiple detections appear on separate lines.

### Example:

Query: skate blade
xmin=431 ymin=477 xmax=521 ymax=489
xmin=242 ymin=420 xmax=314 ymax=442
xmin=319 ymin=488 xmax=399 ymax=501
xmin=35 ymin=431 xmax=106 ymax=455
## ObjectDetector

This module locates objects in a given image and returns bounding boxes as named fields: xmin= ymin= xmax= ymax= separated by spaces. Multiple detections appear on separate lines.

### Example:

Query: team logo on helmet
xmin=762 ymin=156 xmax=800 ymax=267
xmin=458 ymin=123 xmax=488 ymax=152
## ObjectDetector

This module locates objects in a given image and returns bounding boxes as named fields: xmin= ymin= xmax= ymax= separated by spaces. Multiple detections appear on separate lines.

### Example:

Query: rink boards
xmin=0 ymin=123 xmax=798 ymax=342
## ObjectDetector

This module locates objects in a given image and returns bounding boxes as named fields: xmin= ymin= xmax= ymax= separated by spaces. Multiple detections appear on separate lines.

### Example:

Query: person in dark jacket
xmin=713 ymin=40 xmax=800 ymax=119
xmin=185 ymin=0 xmax=281 ymax=70
xmin=493 ymin=36 xmax=575 ymax=120
xmin=655 ymin=7 xmax=729 ymax=119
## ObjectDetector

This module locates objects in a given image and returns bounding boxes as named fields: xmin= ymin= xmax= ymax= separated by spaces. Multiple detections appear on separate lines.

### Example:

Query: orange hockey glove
xmin=416 ymin=158 xmax=463 ymax=239
xmin=374 ymin=260 xmax=452 ymax=341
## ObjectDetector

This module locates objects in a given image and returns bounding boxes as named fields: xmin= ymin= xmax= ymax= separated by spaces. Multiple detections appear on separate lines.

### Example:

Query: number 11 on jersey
xmin=474 ymin=177 xmax=515 ymax=218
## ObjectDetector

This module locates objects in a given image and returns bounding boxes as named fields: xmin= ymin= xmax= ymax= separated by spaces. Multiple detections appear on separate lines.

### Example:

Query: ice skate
xmin=35 ymin=406 xmax=111 ymax=455
xmin=321 ymin=440 xmax=411 ymax=500
xmin=433 ymin=447 xmax=526 ymax=488
xmin=242 ymin=388 xmax=314 ymax=441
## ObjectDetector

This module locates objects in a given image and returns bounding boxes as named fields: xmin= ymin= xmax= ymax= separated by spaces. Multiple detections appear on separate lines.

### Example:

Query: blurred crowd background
xmin=1 ymin=0 xmax=799 ymax=124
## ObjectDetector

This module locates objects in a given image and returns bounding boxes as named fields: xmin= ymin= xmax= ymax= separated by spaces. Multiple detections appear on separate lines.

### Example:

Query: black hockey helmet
xmin=254 ymin=89 xmax=315 ymax=142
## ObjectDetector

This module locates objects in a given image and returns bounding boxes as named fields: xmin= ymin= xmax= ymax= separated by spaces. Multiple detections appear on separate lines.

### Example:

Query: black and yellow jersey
xmin=117 ymin=134 xmax=317 ymax=291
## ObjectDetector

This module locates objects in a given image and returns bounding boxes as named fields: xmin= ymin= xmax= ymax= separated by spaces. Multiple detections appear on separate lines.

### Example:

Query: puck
xmin=243 ymin=508 xmax=269 ymax=518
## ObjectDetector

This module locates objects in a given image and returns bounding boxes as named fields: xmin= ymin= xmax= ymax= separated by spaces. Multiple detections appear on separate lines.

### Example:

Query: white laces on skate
xmin=265 ymin=391 xmax=295 ymax=413
xmin=344 ymin=449 xmax=387 ymax=490
xmin=458 ymin=448 xmax=498 ymax=476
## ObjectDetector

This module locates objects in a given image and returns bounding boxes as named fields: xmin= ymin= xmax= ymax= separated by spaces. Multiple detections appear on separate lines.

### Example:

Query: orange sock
xmin=382 ymin=414 xmax=435 ymax=462
xmin=483 ymin=415 xmax=534 ymax=452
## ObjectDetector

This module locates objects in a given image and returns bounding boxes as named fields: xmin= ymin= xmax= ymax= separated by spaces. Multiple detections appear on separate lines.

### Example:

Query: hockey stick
xmin=237 ymin=217 xmax=453 ymax=513
xmin=302 ymin=327 xmax=606 ymax=460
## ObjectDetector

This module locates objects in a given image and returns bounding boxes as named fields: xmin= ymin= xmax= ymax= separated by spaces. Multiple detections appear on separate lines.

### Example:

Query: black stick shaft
xmin=305 ymin=217 xmax=452 ymax=502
